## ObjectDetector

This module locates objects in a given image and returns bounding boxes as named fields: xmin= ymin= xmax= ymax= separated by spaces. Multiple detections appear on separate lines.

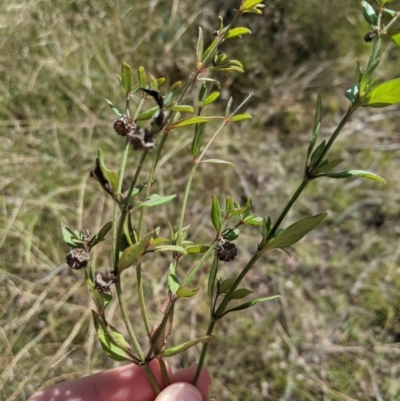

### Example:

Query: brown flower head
xmin=127 ymin=127 xmax=156 ymax=151
xmin=113 ymin=114 xmax=136 ymax=137
xmin=94 ymin=270 xmax=117 ymax=294
xmin=66 ymin=248 xmax=90 ymax=270
xmin=217 ymin=240 xmax=237 ymax=262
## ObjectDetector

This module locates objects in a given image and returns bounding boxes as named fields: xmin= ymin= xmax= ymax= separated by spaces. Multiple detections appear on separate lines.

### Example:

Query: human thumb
xmin=155 ymin=382 xmax=204 ymax=401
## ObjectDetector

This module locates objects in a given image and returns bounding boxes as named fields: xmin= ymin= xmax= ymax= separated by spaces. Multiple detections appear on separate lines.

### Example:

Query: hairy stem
xmin=136 ymin=262 xmax=151 ymax=335
xmin=143 ymin=364 xmax=161 ymax=395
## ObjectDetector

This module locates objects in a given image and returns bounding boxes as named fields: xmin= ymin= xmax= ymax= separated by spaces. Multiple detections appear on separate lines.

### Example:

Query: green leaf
xmin=168 ymin=105 xmax=194 ymax=113
xmin=240 ymin=0 xmax=264 ymax=11
xmin=325 ymin=169 xmax=386 ymax=184
xmin=92 ymin=311 xmax=136 ymax=362
xmin=197 ymin=77 xmax=221 ymax=89
xmin=391 ymin=33 xmax=400 ymax=47
xmin=201 ymin=159 xmax=235 ymax=167
xmin=136 ymin=106 xmax=159 ymax=121
xmin=154 ymin=245 xmax=187 ymax=254
xmin=202 ymin=38 xmax=218 ymax=63
xmin=150 ymin=237 xmax=169 ymax=246
xmin=243 ymin=214 xmax=263 ymax=226
xmin=211 ymin=195 xmax=222 ymax=233
xmin=264 ymin=213 xmax=328 ymax=251
xmin=218 ymin=278 xmax=236 ymax=295
xmin=225 ymin=27 xmax=252 ymax=40
xmin=196 ymin=27 xmax=203 ymax=62
xmin=309 ymin=140 xmax=326 ymax=168
xmin=231 ymin=288 xmax=253 ymax=299
xmin=221 ymin=295 xmax=281 ymax=316
xmin=229 ymin=113 xmax=252 ymax=122
xmin=164 ymin=81 xmax=182 ymax=107
xmin=191 ymin=123 xmax=206 ymax=158
xmin=105 ymin=99 xmax=122 ymax=116
xmin=176 ymin=286 xmax=200 ymax=299
xmin=345 ymin=84 xmax=360 ymax=104
xmin=225 ymin=196 xmax=233 ymax=216
xmin=138 ymin=66 xmax=147 ymax=88
xmin=61 ymin=223 xmax=79 ymax=248
xmin=222 ymin=228 xmax=240 ymax=241
xmin=160 ymin=336 xmax=214 ymax=357
xmin=167 ymin=273 xmax=180 ymax=294
xmin=211 ymin=66 xmax=244 ymax=73
xmin=208 ymin=254 xmax=219 ymax=300
xmin=146 ymin=72 xmax=158 ymax=90
xmin=137 ymin=194 xmax=176 ymax=208
xmin=317 ymin=159 xmax=344 ymax=173
xmin=307 ymin=95 xmax=321 ymax=162
xmin=384 ymin=7 xmax=398 ymax=17
xmin=121 ymin=62 xmax=133 ymax=94
xmin=363 ymin=77 xmax=400 ymax=107
xmin=117 ymin=232 xmax=153 ymax=271
xmin=185 ymin=244 xmax=209 ymax=254
xmin=95 ymin=148 xmax=119 ymax=196
xmin=361 ymin=1 xmax=378 ymax=25
xmin=89 ymin=221 xmax=112 ymax=248
xmin=169 ymin=116 xmax=223 ymax=129
xmin=203 ymin=91 xmax=220 ymax=106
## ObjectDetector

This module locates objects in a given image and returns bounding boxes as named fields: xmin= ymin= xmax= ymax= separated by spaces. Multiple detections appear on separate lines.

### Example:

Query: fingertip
xmin=155 ymin=383 xmax=203 ymax=401
xmin=171 ymin=364 xmax=211 ymax=400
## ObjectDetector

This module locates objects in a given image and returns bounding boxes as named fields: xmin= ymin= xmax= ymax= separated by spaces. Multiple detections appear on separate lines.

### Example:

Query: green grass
xmin=1 ymin=0 xmax=400 ymax=400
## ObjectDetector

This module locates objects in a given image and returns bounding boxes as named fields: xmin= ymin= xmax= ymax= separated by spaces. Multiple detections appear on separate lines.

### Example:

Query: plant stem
xmin=267 ymin=178 xmax=309 ymax=240
xmin=115 ymin=279 xmax=145 ymax=361
xmin=143 ymin=364 xmax=161 ymax=395
xmin=182 ymin=242 xmax=217 ymax=287
xmin=177 ymin=164 xmax=198 ymax=246
xmin=309 ymin=107 xmax=355 ymax=177
xmin=136 ymin=262 xmax=151 ymax=335
xmin=158 ymin=358 xmax=170 ymax=386
xmin=197 ymin=121 xmax=227 ymax=162
xmin=193 ymin=320 xmax=216 ymax=386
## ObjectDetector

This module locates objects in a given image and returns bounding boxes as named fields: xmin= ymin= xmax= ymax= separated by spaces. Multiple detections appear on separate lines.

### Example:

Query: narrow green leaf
xmin=211 ymin=195 xmax=222 ymax=233
xmin=225 ymin=196 xmax=233 ymax=216
xmin=89 ymin=221 xmax=112 ymax=248
xmin=146 ymin=72 xmax=158 ymax=90
xmin=157 ymin=77 xmax=166 ymax=88
xmin=136 ymin=106 xmax=159 ymax=121
xmin=211 ymin=66 xmax=244 ymax=73
xmin=218 ymin=278 xmax=236 ymax=295
xmin=384 ymin=7 xmax=397 ymax=17
xmin=137 ymin=194 xmax=176 ymax=208
xmin=309 ymin=140 xmax=326 ymax=168
xmin=208 ymin=254 xmax=219 ymax=300
xmin=263 ymin=213 xmax=328 ymax=251
xmin=317 ymin=159 xmax=344 ymax=173
xmin=154 ymin=245 xmax=187 ymax=254
xmin=229 ymin=113 xmax=252 ymax=122
xmin=325 ymin=169 xmax=386 ymax=184
xmin=117 ymin=232 xmax=153 ymax=271
xmin=361 ymin=1 xmax=378 ymax=25
xmin=121 ymin=62 xmax=133 ymax=94
xmin=169 ymin=116 xmax=223 ymax=129
xmin=201 ymin=159 xmax=235 ymax=167
xmin=138 ymin=66 xmax=147 ymax=88
xmin=105 ymin=99 xmax=122 ymax=116
xmin=168 ymin=273 xmax=180 ymax=294
xmin=164 ymin=81 xmax=182 ymax=107
xmin=306 ymin=95 xmax=322 ymax=161
xmin=221 ymin=295 xmax=281 ymax=316
xmin=196 ymin=27 xmax=204 ymax=62
xmin=225 ymin=27 xmax=252 ymax=39
xmin=176 ymin=286 xmax=200 ymax=299
xmin=364 ymin=77 xmax=400 ymax=107
xmin=243 ymin=214 xmax=263 ymax=226
xmin=160 ymin=336 xmax=214 ymax=357
xmin=92 ymin=311 xmax=136 ymax=362
xmin=202 ymin=38 xmax=218 ymax=63
xmin=168 ymin=105 xmax=194 ymax=113
xmin=191 ymin=123 xmax=206 ymax=158
xmin=96 ymin=148 xmax=119 ymax=196
xmin=243 ymin=6 xmax=264 ymax=15
xmin=231 ymin=288 xmax=253 ymax=299
xmin=203 ymin=91 xmax=220 ymax=106
xmin=185 ymin=244 xmax=209 ymax=254
xmin=197 ymin=77 xmax=221 ymax=89
xmin=150 ymin=237 xmax=169 ymax=246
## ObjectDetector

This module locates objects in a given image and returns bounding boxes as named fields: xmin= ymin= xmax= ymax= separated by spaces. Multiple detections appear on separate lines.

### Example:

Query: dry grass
xmin=1 ymin=0 xmax=400 ymax=400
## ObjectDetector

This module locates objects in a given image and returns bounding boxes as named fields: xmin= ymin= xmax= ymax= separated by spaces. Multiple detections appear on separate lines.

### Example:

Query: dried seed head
xmin=94 ymin=270 xmax=117 ymax=294
xmin=364 ymin=31 xmax=376 ymax=43
xmin=127 ymin=127 xmax=156 ymax=151
xmin=217 ymin=240 xmax=237 ymax=262
xmin=90 ymin=158 xmax=113 ymax=196
xmin=66 ymin=248 xmax=90 ymax=270
xmin=113 ymin=115 xmax=136 ymax=136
